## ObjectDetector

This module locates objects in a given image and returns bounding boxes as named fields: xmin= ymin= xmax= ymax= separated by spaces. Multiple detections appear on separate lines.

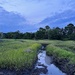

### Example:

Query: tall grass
xmin=54 ymin=41 xmax=75 ymax=52
xmin=46 ymin=45 xmax=75 ymax=64
xmin=0 ymin=39 xmax=41 ymax=70
xmin=0 ymin=39 xmax=75 ymax=70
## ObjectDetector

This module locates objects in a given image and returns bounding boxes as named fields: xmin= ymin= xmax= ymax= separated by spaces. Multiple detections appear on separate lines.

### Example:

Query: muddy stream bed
xmin=32 ymin=46 xmax=67 ymax=75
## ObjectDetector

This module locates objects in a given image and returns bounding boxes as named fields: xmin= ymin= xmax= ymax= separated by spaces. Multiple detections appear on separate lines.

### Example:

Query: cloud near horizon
xmin=39 ymin=10 xmax=75 ymax=28
xmin=0 ymin=0 xmax=75 ymax=32
xmin=0 ymin=7 xmax=37 ymax=32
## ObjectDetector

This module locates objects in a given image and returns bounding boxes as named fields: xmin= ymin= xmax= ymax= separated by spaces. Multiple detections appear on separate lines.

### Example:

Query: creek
xmin=33 ymin=46 xmax=67 ymax=75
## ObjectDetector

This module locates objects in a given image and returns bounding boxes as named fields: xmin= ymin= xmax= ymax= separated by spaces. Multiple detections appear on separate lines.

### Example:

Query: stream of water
xmin=34 ymin=49 xmax=67 ymax=75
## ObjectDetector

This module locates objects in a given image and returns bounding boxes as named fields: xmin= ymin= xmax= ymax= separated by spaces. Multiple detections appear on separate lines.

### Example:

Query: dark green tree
xmin=49 ymin=27 xmax=63 ymax=40
xmin=35 ymin=27 xmax=46 ymax=39
xmin=45 ymin=25 xmax=50 ymax=39
xmin=65 ymin=23 xmax=75 ymax=39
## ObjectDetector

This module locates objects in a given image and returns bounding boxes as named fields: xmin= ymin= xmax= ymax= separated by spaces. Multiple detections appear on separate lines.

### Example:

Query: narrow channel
xmin=32 ymin=46 xmax=67 ymax=75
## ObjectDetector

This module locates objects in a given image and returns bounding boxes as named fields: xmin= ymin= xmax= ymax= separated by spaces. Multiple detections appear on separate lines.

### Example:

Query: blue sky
xmin=0 ymin=0 xmax=75 ymax=32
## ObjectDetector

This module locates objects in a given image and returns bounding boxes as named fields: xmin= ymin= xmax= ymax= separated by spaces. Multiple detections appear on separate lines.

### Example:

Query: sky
xmin=0 ymin=0 xmax=75 ymax=32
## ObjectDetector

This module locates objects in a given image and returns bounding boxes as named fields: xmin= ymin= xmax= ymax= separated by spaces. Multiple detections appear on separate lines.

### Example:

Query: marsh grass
xmin=0 ymin=39 xmax=75 ymax=70
xmin=46 ymin=45 xmax=75 ymax=64
xmin=0 ymin=39 xmax=41 ymax=70
xmin=54 ymin=41 xmax=75 ymax=52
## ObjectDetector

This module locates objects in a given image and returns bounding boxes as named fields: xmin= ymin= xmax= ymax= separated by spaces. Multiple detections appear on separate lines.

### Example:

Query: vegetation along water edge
xmin=46 ymin=44 xmax=75 ymax=75
xmin=0 ymin=39 xmax=41 ymax=74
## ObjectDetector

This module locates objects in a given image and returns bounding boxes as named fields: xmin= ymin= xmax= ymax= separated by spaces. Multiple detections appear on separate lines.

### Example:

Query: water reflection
xmin=35 ymin=50 xmax=66 ymax=75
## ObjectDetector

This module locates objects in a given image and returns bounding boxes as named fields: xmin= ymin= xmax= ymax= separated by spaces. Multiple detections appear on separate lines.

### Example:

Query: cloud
xmin=0 ymin=0 xmax=74 ymax=24
xmin=0 ymin=7 xmax=36 ymax=32
xmin=38 ymin=10 xmax=75 ymax=28
xmin=0 ymin=0 xmax=75 ymax=32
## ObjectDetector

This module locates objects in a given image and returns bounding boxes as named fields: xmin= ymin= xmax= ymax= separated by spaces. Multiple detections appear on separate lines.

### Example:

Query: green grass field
xmin=46 ymin=40 xmax=75 ymax=64
xmin=0 ymin=39 xmax=75 ymax=71
xmin=0 ymin=39 xmax=41 ymax=70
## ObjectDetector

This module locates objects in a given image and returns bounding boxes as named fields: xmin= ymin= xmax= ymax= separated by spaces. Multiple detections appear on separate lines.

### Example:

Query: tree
xmin=65 ymin=23 xmax=75 ymax=39
xmin=0 ymin=32 xmax=3 ymax=39
xmin=2 ymin=23 xmax=75 ymax=40
xmin=45 ymin=25 xmax=50 ymax=39
xmin=35 ymin=27 xmax=46 ymax=39
xmin=45 ymin=25 xmax=50 ymax=30
xmin=23 ymin=32 xmax=34 ymax=39
xmin=49 ymin=27 xmax=63 ymax=40
xmin=65 ymin=23 xmax=75 ymax=35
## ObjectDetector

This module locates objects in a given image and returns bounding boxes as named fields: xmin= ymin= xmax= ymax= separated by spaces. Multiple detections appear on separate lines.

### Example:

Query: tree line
xmin=0 ymin=23 xmax=75 ymax=40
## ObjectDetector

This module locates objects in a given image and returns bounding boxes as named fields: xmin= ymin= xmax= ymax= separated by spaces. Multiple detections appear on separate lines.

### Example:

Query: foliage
xmin=3 ymin=23 xmax=75 ymax=40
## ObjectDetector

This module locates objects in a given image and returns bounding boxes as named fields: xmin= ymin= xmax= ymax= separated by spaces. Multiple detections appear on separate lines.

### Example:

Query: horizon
xmin=1 ymin=23 xmax=74 ymax=33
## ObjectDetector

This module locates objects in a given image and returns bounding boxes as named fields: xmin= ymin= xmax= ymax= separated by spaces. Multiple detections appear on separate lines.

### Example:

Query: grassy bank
xmin=0 ymin=39 xmax=41 ymax=70
xmin=46 ymin=45 xmax=75 ymax=64
xmin=46 ymin=44 xmax=75 ymax=74
xmin=54 ymin=41 xmax=75 ymax=52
